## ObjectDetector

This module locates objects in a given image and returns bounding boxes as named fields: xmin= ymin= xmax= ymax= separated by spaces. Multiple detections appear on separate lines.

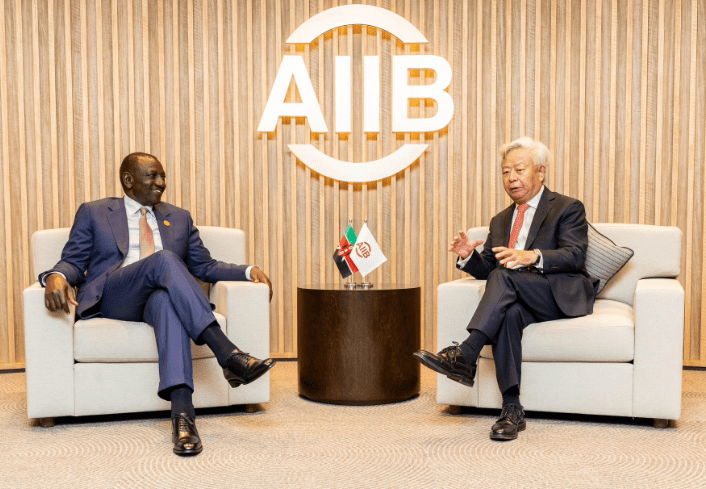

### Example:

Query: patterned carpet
xmin=2 ymin=362 xmax=706 ymax=488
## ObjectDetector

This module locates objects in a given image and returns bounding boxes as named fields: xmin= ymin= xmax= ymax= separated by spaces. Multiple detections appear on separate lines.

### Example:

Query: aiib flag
xmin=333 ymin=223 xmax=358 ymax=278
xmin=349 ymin=223 xmax=387 ymax=277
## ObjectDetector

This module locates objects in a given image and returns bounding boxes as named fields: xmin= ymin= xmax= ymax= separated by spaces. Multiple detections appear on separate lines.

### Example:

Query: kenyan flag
xmin=333 ymin=223 xmax=358 ymax=278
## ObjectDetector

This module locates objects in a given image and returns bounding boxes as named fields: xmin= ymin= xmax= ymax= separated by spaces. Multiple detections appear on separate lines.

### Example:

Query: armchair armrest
xmin=437 ymin=277 xmax=486 ymax=348
xmin=632 ymin=278 xmax=684 ymax=420
xmin=23 ymin=282 xmax=76 ymax=419
xmin=211 ymin=281 xmax=270 ymax=360
xmin=436 ymin=277 xmax=485 ymax=407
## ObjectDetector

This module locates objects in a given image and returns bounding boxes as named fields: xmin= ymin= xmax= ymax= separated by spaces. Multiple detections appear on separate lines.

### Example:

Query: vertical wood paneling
xmin=31 ymin=0 xmax=44 ymax=231
xmin=638 ymin=0 xmax=649 ymax=223
xmin=0 ymin=0 xmax=15 ymax=366
xmin=684 ymin=0 xmax=698 ymax=363
xmin=111 ymin=0 xmax=121 ymax=199
xmin=623 ymin=0 xmax=634 ymax=223
xmin=591 ymin=0 xmax=602 ymax=219
xmin=2 ymin=0 xmax=706 ymax=367
xmin=48 ymin=0 xmax=60 ymax=226
xmin=562 ymin=1 xmax=571 ymax=196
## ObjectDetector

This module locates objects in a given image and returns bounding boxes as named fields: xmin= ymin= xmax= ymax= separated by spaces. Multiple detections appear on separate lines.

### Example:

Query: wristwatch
xmin=533 ymin=249 xmax=541 ymax=264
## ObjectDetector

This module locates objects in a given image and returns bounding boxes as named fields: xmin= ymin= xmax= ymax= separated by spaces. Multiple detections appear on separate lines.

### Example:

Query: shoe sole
xmin=413 ymin=352 xmax=475 ymax=387
xmin=225 ymin=360 xmax=276 ymax=388
xmin=489 ymin=422 xmax=526 ymax=441
xmin=173 ymin=446 xmax=203 ymax=456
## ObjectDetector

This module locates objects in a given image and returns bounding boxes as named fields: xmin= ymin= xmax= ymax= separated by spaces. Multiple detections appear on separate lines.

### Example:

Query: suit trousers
xmin=99 ymin=250 xmax=217 ymax=399
xmin=467 ymin=267 xmax=567 ymax=394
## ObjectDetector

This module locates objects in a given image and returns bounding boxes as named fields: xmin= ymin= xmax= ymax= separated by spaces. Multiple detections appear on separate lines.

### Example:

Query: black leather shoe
xmin=172 ymin=413 xmax=203 ymax=456
xmin=223 ymin=349 xmax=275 ymax=387
xmin=413 ymin=342 xmax=477 ymax=387
xmin=490 ymin=404 xmax=526 ymax=441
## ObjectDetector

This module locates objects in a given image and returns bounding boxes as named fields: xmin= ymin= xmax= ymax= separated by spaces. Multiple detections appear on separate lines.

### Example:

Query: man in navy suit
xmin=42 ymin=152 xmax=275 ymax=456
xmin=415 ymin=137 xmax=598 ymax=441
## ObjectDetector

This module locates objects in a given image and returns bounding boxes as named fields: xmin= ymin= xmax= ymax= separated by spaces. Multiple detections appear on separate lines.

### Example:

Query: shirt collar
xmin=517 ymin=185 xmax=545 ymax=211
xmin=123 ymin=194 xmax=153 ymax=217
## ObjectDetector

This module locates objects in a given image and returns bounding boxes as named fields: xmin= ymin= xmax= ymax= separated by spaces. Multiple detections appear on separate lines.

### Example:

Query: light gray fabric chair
xmin=436 ymin=224 xmax=683 ymax=426
xmin=24 ymin=226 xmax=270 ymax=425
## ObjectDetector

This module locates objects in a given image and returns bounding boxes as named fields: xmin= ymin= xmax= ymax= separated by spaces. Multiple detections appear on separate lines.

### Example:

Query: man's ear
xmin=122 ymin=172 xmax=133 ymax=189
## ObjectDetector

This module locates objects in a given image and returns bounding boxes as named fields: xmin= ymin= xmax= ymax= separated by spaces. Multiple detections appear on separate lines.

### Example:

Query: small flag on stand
xmin=333 ymin=223 xmax=358 ymax=279
xmin=349 ymin=223 xmax=387 ymax=277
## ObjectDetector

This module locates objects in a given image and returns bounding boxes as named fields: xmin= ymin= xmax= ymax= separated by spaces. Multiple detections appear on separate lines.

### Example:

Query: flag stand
xmin=337 ymin=218 xmax=384 ymax=290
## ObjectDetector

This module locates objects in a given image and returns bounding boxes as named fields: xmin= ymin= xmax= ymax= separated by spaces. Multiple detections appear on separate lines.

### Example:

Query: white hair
xmin=499 ymin=137 xmax=550 ymax=169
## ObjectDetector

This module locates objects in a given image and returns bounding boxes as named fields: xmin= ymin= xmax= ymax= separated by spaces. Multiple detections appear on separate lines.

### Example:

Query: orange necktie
xmin=508 ymin=203 xmax=530 ymax=249
xmin=139 ymin=208 xmax=155 ymax=259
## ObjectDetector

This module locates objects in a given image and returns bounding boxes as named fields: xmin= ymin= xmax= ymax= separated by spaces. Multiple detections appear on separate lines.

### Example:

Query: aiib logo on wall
xmin=258 ymin=5 xmax=454 ymax=183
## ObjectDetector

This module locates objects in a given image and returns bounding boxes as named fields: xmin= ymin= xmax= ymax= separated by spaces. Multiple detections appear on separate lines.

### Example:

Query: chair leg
xmin=38 ymin=417 xmax=55 ymax=428
xmin=653 ymin=418 xmax=669 ymax=429
xmin=244 ymin=404 xmax=258 ymax=413
xmin=447 ymin=405 xmax=462 ymax=415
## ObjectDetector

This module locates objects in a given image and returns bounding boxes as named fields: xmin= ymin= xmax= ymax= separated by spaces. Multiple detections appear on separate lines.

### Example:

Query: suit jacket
xmin=39 ymin=198 xmax=249 ymax=318
xmin=458 ymin=187 xmax=598 ymax=318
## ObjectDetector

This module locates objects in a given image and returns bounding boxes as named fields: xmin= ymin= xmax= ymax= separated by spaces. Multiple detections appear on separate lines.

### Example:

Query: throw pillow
xmin=584 ymin=223 xmax=634 ymax=295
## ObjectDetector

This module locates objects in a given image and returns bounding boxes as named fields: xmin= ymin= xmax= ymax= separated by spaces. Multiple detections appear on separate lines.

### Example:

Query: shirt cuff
xmin=41 ymin=271 xmax=67 ymax=287
xmin=246 ymin=265 xmax=256 ymax=281
xmin=535 ymin=250 xmax=544 ymax=270
xmin=456 ymin=254 xmax=472 ymax=269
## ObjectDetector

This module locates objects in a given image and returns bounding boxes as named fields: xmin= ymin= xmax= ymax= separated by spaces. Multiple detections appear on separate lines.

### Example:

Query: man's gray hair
xmin=499 ymin=137 xmax=550 ymax=168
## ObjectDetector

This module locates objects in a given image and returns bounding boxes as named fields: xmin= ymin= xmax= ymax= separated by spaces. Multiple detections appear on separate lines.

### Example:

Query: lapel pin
xmin=164 ymin=220 xmax=170 ymax=227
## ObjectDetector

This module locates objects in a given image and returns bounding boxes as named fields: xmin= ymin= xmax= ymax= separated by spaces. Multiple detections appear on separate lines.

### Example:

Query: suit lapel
xmin=153 ymin=204 xmax=173 ymax=251
xmin=525 ymin=186 xmax=554 ymax=249
xmin=107 ymin=199 xmax=129 ymax=257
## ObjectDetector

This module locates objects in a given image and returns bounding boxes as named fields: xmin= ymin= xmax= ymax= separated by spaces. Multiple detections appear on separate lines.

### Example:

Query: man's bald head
xmin=120 ymin=153 xmax=166 ymax=206
xmin=120 ymin=152 xmax=159 ymax=192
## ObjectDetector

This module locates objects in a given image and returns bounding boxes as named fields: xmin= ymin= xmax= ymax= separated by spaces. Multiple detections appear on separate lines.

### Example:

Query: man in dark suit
xmin=415 ymin=137 xmax=598 ymax=441
xmin=42 ymin=152 xmax=275 ymax=456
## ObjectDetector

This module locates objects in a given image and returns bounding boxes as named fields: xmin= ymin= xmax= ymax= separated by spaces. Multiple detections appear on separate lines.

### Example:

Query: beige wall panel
xmin=3 ymin=0 xmax=706 ymax=367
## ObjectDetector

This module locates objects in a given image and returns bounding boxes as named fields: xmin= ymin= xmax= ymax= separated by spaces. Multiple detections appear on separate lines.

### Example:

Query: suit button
xmin=95 ymin=295 xmax=99 ymax=299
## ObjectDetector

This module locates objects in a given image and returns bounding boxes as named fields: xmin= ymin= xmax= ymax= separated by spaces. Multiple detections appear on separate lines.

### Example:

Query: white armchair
xmin=436 ymin=224 xmax=684 ymax=425
xmin=24 ymin=226 xmax=270 ymax=424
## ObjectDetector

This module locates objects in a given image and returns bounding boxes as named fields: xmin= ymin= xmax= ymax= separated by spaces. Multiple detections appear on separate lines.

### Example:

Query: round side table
xmin=297 ymin=284 xmax=421 ymax=405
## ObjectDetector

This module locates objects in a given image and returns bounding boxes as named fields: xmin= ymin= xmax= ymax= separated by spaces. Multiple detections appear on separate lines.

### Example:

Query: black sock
xmin=459 ymin=329 xmax=488 ymax=366
xmin=502 ymin=385 xmax=521 ymax=408
xmin=170 ymin=385 xmax=196 ymax=419
xmin=199 ymin=322 xmax=238 ymax=367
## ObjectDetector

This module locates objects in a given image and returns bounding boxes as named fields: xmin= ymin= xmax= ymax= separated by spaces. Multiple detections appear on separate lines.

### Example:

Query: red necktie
xmin=139 ymin=208 xmax=155 ymax=259
xmin=508 ymin=203 xmax=530 ymax=249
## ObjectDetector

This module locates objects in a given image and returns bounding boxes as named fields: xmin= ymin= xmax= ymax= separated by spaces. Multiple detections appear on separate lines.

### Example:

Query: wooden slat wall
xmin=1 ymin=0 xmax=706 ymax=367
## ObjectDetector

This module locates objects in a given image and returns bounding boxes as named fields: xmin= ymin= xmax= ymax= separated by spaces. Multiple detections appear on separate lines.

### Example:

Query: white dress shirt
xmin=122 ymin=195 xmax=164 ymax=268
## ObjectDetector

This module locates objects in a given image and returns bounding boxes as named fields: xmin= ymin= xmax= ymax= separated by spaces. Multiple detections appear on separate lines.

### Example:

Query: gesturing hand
xmin=251 ymin=267 xmax=273 ymax=302
xmin=44 ymin=273 xmax=78 ymax=314
xmin=449 ymin=231 xmax=484 ymax=259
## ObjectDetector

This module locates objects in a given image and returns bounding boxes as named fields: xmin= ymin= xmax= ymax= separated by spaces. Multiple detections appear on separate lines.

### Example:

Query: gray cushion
xmin=585 ymin=222 xmax=634 ymax=295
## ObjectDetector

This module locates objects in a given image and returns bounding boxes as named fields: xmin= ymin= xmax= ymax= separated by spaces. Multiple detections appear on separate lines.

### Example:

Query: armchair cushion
xmin=73 ymin=313 xmax=226 ymax=362
xmin=585 ymin=223 xmax=634 ymax=295
xmin=480 ymin=299 xmax=635 ymax=363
